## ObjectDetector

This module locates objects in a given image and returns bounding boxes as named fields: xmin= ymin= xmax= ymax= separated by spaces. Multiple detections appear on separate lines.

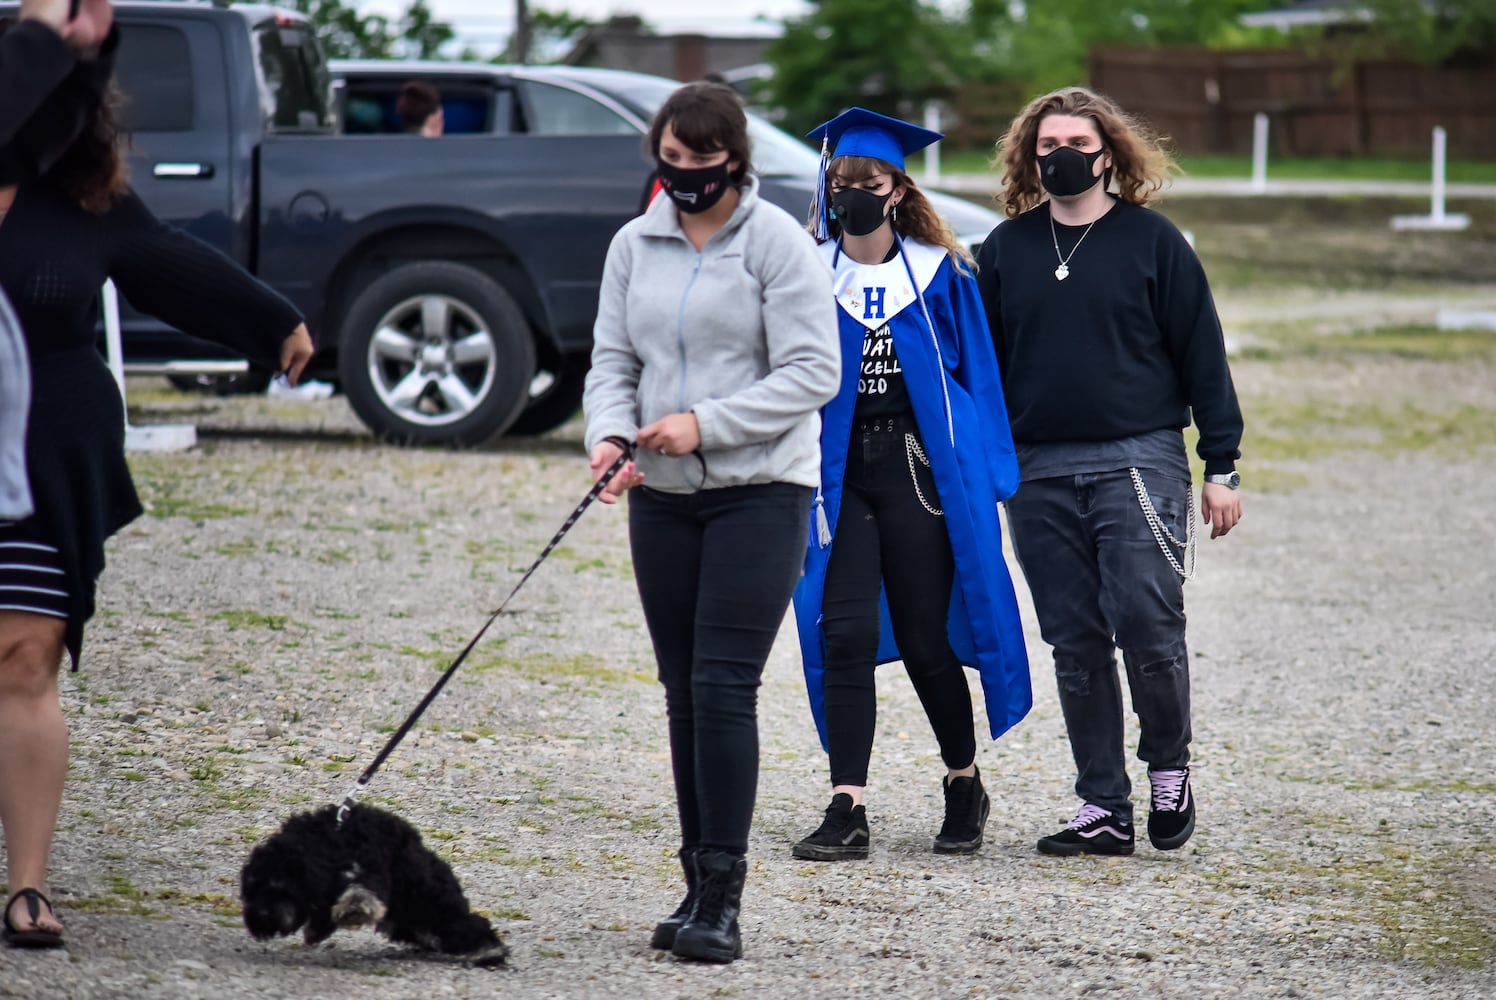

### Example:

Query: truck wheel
xmin=339 ymin=262 xmax=536 ymax=446
xmin=507 ymin=358 xmax=589 ymax=436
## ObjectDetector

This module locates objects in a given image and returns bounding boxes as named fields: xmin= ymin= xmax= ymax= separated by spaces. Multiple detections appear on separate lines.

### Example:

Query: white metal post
xmin=1431 ymin=125 xmax=1448 ymax=223
xmin=1251 ymin=112 xmax=1269 ymax=192
xmin=102 ymin=279 xmax=127 ymax=404
xmin=1391 ymin=125 xmax=1470 ymax=230
xmin=102 ymin=280 xmax=198 ymax=451
xmin=923 ymin=101 xmax=941 ymax=184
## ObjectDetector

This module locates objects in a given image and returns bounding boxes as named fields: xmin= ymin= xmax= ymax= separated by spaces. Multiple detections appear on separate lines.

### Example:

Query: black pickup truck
xmin=8 ymin=2 xmax=1004 ymax=445
xmin=4 ymin=0 xmax=655 ymax=442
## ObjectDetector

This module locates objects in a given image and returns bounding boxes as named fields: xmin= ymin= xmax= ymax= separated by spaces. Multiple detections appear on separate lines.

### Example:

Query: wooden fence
xmin=1086 ymin=47 xmax=1496 ymax=159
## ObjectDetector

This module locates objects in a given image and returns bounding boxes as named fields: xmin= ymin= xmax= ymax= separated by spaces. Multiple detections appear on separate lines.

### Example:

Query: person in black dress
xmin=0 ymin=71 xmax=314 ymax=949
xmin=1 ymin=0 xmax=118 ymax=525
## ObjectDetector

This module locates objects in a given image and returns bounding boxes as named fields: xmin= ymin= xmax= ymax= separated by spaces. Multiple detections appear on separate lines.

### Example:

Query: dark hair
xmin=52 ymin=78 xmax=131 ymax=215
xmin=645 ymin=82 xmax=751 ymax=183
xmin=396 ymin=80 xmax=442 ymax=132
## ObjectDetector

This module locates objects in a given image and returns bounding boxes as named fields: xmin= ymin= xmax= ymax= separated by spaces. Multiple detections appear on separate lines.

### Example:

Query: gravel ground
xmin=2 ymin=286 xmax=1494 ymax=1000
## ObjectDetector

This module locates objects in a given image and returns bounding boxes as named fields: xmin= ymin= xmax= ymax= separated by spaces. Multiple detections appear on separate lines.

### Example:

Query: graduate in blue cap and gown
xmin=790 ymin=107 xmax=1031 ymax=861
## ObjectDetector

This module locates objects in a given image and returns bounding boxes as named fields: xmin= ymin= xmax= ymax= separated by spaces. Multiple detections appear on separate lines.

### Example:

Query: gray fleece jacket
xmin=583 ymin=175 xmax=840 ymax=493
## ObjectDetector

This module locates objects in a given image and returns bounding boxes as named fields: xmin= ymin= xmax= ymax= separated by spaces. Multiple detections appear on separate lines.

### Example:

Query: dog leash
xmin=336 ymin=442 xmax=636 ymax=824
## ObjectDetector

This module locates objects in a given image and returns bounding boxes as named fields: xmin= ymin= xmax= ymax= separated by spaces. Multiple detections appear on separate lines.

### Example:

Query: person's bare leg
xmin=0 ymin=611 xmax=68 ymax=935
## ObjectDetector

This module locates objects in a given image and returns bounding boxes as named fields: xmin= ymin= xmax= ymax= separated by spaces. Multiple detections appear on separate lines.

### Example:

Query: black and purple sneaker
xmin=1147 ymin=766 xmax=1196 ymax=851
xmin=1037 ymin=804 xmax=1135 ymax=856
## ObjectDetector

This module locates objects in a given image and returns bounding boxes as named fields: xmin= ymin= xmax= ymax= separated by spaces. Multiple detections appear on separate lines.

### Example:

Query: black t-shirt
xmin=974 ymin=199 xmax=1242 ymax=475
xmin=853 ymin=238 xmax=911 ymax=419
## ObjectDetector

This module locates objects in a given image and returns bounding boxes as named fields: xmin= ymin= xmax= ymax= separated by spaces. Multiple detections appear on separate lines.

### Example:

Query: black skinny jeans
xmin=628 ymin=482 xmax=811 ymax=857
xmin=821 ymin=414 xmax=976 ymax=788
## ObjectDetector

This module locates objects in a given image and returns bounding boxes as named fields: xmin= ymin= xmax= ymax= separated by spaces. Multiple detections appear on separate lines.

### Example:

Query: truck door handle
xmin=153 ymin=162 xmax=215 ymax=179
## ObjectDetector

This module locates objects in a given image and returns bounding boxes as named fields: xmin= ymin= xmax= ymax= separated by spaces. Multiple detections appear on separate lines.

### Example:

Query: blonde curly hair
xmin=811 ymin=155 xmax=972 ymax=268
xmin=994 ymin=87 xmax=1178 ymax=219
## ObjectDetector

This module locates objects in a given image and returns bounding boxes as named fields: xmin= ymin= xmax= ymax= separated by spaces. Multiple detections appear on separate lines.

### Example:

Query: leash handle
xmin=336 ymin=443 xmax=635 ymax=822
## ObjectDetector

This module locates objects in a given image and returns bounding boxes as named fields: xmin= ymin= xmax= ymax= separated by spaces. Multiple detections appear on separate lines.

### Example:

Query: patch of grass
xmin=210 ymin=610 xmax=293 ymax=631
xmin=1202 ymin=842 xmax=1496 ymax=969
xmin=213 ymin=539 xmax=260 ymax=558
xmin=466 ymin=651 xmax=652 ymax=686
xmin=1242 ymin=398 xmax=1496 ymax=464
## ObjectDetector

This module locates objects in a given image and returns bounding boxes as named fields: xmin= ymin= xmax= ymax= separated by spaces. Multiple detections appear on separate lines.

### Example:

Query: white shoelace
xmin=1149 ymin=768 xmax=1189 ymax=811
xmin=1068 ymin=803 xmax=1112 ymax=829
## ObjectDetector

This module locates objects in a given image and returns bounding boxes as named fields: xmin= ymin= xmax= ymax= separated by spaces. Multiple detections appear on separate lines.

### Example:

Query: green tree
xmin=1329 ymin=0 xmax=1496 ymax=64
xmin=965 ymin=0 xmax=1277 ymax=95
xmin=762 ymin=0 xmax=1279 ymax=138
xmin=503 ymin=7 xmax=596 ymax=63
xmin=763 ymin=0 xmax=969 ymax=137
xmin=397 ymin=0 xmax=454 ymax=59
xmin=275 ymin=0 xmax=456 ymax=60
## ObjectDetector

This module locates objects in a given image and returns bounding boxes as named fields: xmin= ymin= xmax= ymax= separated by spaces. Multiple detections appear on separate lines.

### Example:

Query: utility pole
xmin=513 ymin=0 xmax=531 ymax=64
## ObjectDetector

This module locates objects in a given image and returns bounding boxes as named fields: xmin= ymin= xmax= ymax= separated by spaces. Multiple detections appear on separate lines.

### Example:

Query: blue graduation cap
xmin=804 ymin=107 xmax=943 ymax=239
xmin=806 ymin=107 xmax=943 ymax=172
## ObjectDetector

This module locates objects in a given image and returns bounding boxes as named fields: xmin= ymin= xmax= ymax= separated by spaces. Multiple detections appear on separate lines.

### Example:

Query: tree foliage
xmin=763 ymin=0 xmax=970 ymax=137
xmin=763 ymin=0 xmax=1288 ymax=134
xmin=276 ymin=0 xmax=454 ymax=60
xmin=1327 ymin=0 xmax=1496 ymax=65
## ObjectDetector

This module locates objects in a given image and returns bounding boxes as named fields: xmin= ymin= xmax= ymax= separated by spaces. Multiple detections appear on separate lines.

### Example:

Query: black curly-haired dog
xmin=240 ymin=803 xmax=508 ymax=966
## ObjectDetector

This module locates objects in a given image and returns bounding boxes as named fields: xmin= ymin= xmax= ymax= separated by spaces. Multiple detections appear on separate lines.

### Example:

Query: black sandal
xmin=2 ymin=888 xmax=65 ymax=949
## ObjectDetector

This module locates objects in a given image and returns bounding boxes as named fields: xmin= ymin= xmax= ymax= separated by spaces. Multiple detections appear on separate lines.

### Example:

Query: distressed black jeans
xmin=1004 ymin=470 xmax=1192 ymax=821
xmin=628 ymin=482 xmax=811 ymax=856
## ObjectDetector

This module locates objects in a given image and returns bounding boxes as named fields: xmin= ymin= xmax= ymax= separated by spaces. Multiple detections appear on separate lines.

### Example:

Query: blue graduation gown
xmin=793 ymin=237 xmax=1032 ymax=749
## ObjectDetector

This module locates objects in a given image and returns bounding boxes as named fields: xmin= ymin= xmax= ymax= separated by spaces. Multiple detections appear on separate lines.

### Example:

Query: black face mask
xmin=1039 ymin=146 xmax=1108 ymax=198
xmin=830 ymin=187 xmax=895 ymax=237
xmin=655 ymin=158 xmax=733 ymax=214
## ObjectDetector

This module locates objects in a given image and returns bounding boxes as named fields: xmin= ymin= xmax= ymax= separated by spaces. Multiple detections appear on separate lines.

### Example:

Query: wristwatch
xmin=1205 ymin=471 xmax=1241 ymax=490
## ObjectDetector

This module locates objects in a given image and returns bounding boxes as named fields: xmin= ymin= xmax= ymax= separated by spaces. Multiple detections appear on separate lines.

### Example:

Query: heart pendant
xmin=1054 ymin=264 xmax=1070 ymax=280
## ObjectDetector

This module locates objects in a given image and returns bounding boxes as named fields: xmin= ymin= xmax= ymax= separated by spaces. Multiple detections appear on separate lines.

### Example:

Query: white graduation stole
xmin=821 ymin=238 xmax=946 ymax=331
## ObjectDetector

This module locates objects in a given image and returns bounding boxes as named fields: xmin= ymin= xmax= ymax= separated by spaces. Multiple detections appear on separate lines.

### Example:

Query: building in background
xmin=563 ymin=15 xmax=777 ymax=82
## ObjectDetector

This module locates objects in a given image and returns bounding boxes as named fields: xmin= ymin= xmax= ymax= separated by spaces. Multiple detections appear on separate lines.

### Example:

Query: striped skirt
xmin=0 ymin=519 xmax=69 ymax=620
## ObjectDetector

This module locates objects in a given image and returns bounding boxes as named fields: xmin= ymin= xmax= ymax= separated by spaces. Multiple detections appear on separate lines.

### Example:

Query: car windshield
xmin=578 ymin=71 xmax=822 ymax=178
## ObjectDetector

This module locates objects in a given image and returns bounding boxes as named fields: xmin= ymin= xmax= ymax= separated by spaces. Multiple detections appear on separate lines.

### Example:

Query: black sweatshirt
xmin=974 ymin=199 xmax=1242 ymax=476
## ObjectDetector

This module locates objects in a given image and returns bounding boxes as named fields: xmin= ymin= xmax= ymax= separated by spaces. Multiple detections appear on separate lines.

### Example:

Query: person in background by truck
xmin=0 ymin=64 xmax=313 ymax=950
xmin=397 ymin=79 xmax=443 ymax=137
xmin=0 ymin=0 xmax=116 ymax=531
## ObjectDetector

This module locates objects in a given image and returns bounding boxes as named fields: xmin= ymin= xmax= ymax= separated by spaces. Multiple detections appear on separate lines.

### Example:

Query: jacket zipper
xmin=675 ymin=250 xmax=703 ymax=413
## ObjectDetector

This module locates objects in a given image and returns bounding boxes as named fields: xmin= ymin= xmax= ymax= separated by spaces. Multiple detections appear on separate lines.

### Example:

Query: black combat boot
xmin=670 ymin=849 xmax=746 ymax=963
xmin=649 ymin=847 xmax=699 ymax=950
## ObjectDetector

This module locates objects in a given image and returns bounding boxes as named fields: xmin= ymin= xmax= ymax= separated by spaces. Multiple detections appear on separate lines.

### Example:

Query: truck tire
xmin=339 ymin=262 xmax=536 ymax=447
xmin=507 ymin=358 xmax=589 ymax=436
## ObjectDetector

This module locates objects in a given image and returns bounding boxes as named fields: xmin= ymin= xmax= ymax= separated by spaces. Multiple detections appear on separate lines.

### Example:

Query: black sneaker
xmin=1147 ymin=766 xmax=1195 ymax=850
xmin=1036 ymin=804 xmax=1135 ymax=856
xmin=933 ymin=767 xmax=990 ymax=854
xmin=792 ymin=793 xmax=870 ymax=860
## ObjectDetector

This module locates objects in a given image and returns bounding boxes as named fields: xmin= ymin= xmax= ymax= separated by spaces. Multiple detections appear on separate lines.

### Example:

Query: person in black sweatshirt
xmin=0 ymin=67 xmax=313 ymax=949
xmin=974 ymin=86 xmax=1243 ymax=858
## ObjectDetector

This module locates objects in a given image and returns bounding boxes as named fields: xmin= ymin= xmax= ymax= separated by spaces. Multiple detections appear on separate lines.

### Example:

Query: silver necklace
xmin=1048 ymin=212 xmax=1100 ymax=281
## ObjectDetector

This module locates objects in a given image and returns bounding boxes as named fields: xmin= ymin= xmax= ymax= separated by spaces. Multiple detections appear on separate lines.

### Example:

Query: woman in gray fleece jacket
xmin=582 ymin=82 xmax=839 ymax=965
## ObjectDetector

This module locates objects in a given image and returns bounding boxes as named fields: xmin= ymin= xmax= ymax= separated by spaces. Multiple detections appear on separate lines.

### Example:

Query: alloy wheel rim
xmin=366 ymin=294 xmax=499 ymax=427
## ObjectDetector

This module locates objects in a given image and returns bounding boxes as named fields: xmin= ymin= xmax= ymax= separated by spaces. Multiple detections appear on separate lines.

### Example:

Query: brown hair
xmin=646 ymin=82 xmax=752 ymax=183
xmin=993 ymin=87 xmax=1177 ymax=218
xmin=818 ymin=155 xmax=971 ymax=268
xmin=52 ymin=79 xmax=131 ymax=215
xmin=396 ymin=80 xmax=441 ymax=132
